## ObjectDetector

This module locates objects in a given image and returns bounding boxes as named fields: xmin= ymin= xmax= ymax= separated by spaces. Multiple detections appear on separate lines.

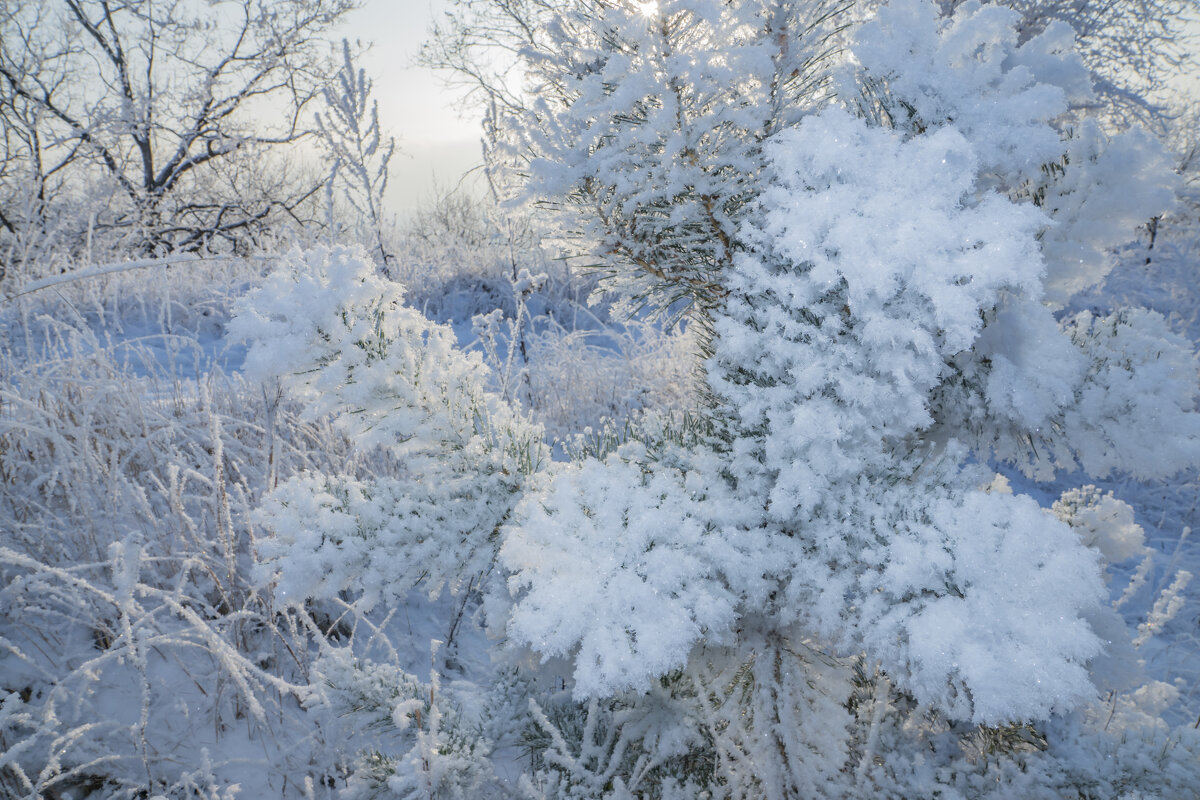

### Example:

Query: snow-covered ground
xmin=1 ymin=205 xmax=1197 ymax=796
xmin=2 ymin=0 xmax=1199 ymax=792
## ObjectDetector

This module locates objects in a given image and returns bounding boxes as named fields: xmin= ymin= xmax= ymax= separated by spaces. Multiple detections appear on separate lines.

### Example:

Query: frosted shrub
xmin=230 ymin=246 xmax=548 ymax=611
xmin=508 ymin=105 xmax=1146 ymax=723
xmin=306 ymin=647 xmax=496 ymax=800
xmin=443 ymin=0 xmax=845 ymax=322
xmin=229 ymin=246 xmax=546 ymax=477
xmin=0 ymin=296 xmax=347 ymax=797
xmin=707 ymin=108 xmax=1192 ymax=725
xmin=230 ymin=246 xmax=556 ymax=794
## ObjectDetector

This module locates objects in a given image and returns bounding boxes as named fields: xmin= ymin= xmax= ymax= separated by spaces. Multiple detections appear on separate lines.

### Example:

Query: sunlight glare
xmin=634 ymin=0 xmax=659 ymax=17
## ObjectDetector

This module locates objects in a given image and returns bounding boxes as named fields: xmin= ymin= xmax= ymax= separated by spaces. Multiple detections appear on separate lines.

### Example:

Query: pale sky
xmin=336 ymin=0 xmax=486 ymax=220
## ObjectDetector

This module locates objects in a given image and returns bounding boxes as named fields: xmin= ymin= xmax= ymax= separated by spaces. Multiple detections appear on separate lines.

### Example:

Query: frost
xmin=1054 ymin=486 xmax=1146 ymax=565
xmin=7 ymin=0 xmax=1199 ymax=795
xmin=231 ymin=246 xmax=548 ymax=610
xmin=228 ymin=245 xmax=545 ymax=477
xmin=503 ymin=457 xmax=743 ymax=698
xmin=852 ymin=0 xmax=1087 ymax=177
xmin=852 ymin=0 xmax=1177 ymax=308
xmin=703 ymin=106 xmax=1116 ymax=724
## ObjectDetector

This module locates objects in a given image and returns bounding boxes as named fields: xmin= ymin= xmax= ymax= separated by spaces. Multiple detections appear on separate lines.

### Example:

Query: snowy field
xmin=3 ymin=0 xmax=1200 ymax=798
xmin=2 ymin=208 xmax=1198 ymax=799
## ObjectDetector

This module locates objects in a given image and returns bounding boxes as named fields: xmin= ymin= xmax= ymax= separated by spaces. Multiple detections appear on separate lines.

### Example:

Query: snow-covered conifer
xmin=473 ymin=0 xmax=1200 ymax=789
xmin=710 ymin=109 xmax=1111 ymax=722
xmin=229 ymin=246 xmax=547 ymax=607
xmin=849 ymin=0 xmax=1178 ymax=307
xmin=447 ymin=0 xmax=845 ymax=324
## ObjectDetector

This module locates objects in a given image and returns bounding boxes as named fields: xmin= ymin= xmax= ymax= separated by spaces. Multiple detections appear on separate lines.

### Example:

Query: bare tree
xmin=0 ymin=0 xmax=355 ymax=255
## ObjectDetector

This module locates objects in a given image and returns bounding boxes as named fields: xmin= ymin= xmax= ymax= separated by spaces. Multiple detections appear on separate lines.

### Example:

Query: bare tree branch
xmin=0 ymin=0 xmax=357 ymax=253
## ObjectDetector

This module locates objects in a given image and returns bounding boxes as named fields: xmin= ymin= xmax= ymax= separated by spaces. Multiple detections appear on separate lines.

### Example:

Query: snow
xmin=2 ymin=0 xmax=1200 ymax=796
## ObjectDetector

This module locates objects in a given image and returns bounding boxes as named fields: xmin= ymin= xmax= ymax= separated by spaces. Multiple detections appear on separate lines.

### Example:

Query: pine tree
xmin=440 ymin=0 xmax=1200 ymax=794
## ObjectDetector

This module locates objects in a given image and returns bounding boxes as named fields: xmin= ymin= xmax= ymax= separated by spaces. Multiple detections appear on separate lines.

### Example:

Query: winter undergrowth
xmin=2 ymin=0 xmax=1200 ymax=798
